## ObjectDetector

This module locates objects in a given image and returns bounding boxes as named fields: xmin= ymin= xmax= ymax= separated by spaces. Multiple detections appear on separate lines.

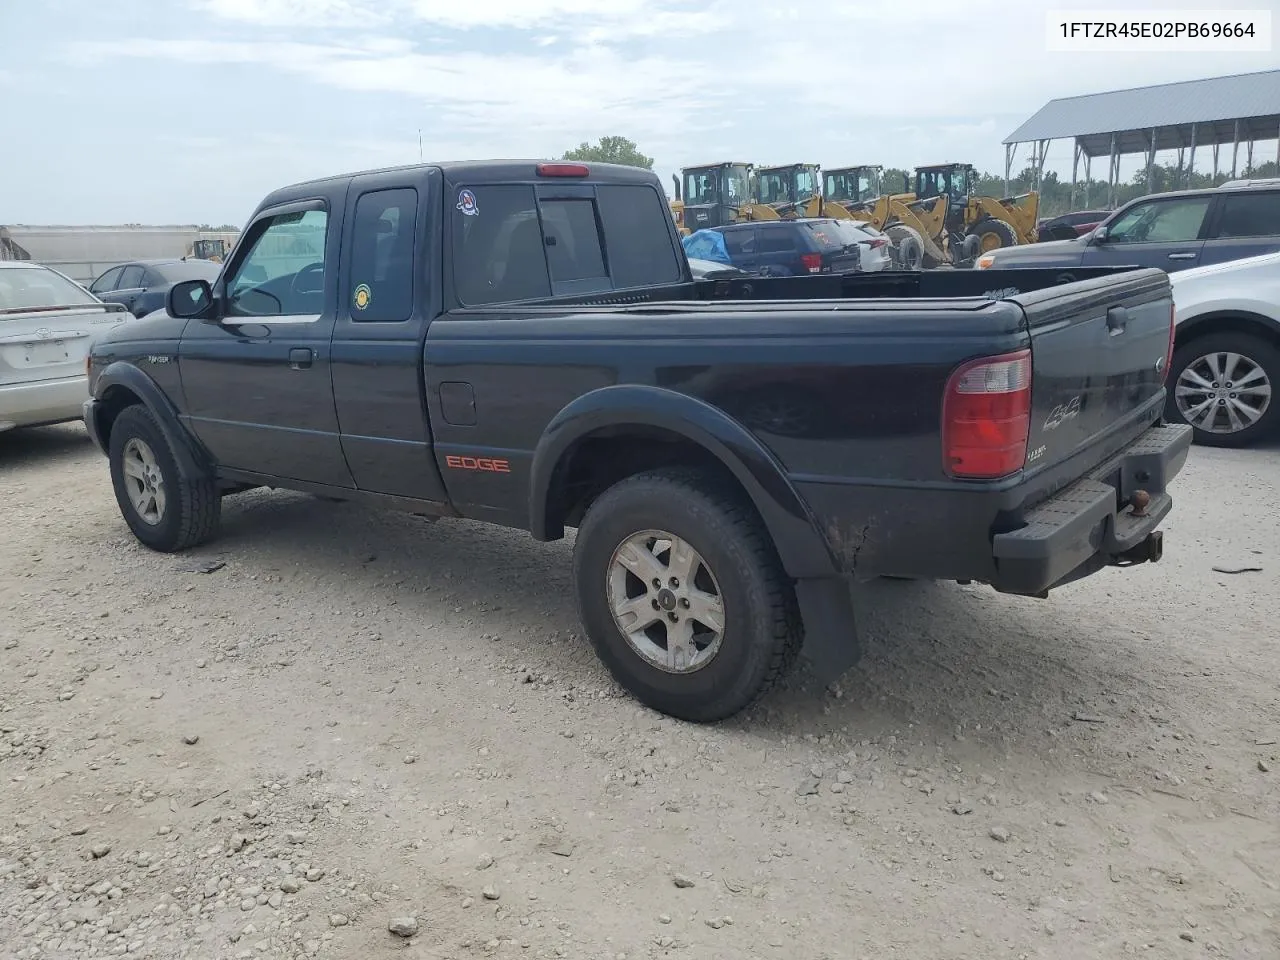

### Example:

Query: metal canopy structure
xmin=1003 ymin=70 xmax=1280 ymax=209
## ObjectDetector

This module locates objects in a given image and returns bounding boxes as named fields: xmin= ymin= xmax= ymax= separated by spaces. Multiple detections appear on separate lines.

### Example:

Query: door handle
xmin=1167 ymin=252 xmax=1197 ymax=260
xmin=1106 ymin=305 xmax=1128 ymax=335
xmin=288 ymin=347 xmax=313 ymax=370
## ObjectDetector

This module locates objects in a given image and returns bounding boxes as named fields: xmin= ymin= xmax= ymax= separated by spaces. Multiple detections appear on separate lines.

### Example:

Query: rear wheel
xmin=108 ymin=405 xmax=221 ymax=551
xmin=885 ymin=224 xmax=923 ymax=270
xmin=573 ymin=468 xmax=802 ymax=723
xmin=1167 ymin=332 xmax=1278 ymax=447
xmin=967 ymin=217 xmax=1019 ymax=255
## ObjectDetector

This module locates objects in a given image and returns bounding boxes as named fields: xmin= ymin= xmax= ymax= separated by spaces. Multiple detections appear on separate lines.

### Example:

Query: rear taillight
xmin=1164 ymin=301 xmax=1176 ymax=384
xmin=942 ymin=349 xmax=1032 ymax=479
xmin=800 ymin=253 xmax=823 ymax=273
xmin=866 ymin=238 xmax=888 ymax=249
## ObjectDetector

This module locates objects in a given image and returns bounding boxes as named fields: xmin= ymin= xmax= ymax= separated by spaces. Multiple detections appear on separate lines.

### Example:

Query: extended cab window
xmin=226 ymin=208 xmax=329 ymax=318
xmin=596 ymin=185 xmax=683 ymax=287
xmin=1212 ymin=192 xmax=1280 ymax=238
xmin=1106 ymin=197 xmax=1210 ymax=244
xmin=349 ymin=188 xmax=418 ymax=322
xmin=539 ymin=199 xmax=607 ymax=282
xmin=452 ymin=185 xmax=551 ymax=306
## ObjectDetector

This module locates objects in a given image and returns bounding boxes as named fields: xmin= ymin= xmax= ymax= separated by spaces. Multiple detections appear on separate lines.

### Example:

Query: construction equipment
xmin=824 ymin=168 xmax=944 ymax=269
xmin=674 ymin=162 xmax=757 ymax=233
xmin=749 ymin=164 xmax=850 ymax=220
xmin=911 ymin=163 xmax=1040 ymax=262
xmin=822 ymin=166 xmax=884 ymax=211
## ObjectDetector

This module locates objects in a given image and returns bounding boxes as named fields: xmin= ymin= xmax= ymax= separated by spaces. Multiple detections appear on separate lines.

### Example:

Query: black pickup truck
xmin=83 ymin=160 xmax=1191 ymax=722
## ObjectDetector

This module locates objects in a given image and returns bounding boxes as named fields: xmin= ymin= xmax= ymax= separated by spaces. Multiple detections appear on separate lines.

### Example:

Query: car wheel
xmin=1167 ymin=332 xmax=1279 ymax=448
xmin=108 ymin=405 xmax=221 ymax=551
xmin=573 ymin=468 xmax=802 ymax=723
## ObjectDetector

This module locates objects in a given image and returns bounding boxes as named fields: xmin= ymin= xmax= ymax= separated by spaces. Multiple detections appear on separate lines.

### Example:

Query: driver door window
xmin=225 ymin=208 xmax=329 ymax=319
xmin=1106 ymin=198 xmax=1210 ymax=244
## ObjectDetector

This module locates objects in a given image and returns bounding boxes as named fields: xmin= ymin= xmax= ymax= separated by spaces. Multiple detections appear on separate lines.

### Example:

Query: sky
xmin=1 ymin=0 xmax=1277 ymax=225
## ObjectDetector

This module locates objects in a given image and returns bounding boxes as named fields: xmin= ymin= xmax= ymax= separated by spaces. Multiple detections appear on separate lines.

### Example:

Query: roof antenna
xmin=418 ymin=129 xmax=423 ymax=162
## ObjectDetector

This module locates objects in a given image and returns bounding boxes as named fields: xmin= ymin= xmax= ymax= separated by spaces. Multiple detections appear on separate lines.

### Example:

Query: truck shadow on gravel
xmin=211 ymin=491 xmax=1178 ymax=752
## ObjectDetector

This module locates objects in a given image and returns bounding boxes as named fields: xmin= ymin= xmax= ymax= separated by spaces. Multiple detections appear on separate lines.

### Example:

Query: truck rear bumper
xmin=989 ymin=423 xmax=1191 ymax=595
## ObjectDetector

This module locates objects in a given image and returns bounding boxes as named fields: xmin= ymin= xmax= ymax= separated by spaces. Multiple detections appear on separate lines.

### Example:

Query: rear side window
xmin=90 ymin=266 xmax=123 ymax=293
xmin=349 ymin=187 xmax=418 ymax=322
xmin=1212 ymin=192 xmax=1280 ymax=239
xmin=720 ymin=227 xmax=756 ymax=256
xmin=757 ymin=227 xmax=798 ymax=254
xmin=596 ymin=184 xmax=683 ymax=287
xmin=452 ymin=184 xmax=551 ymax=306
xmin=118 ymin=265 xmax=144 ymax=289
xmin=540 ymin=199 xmax=606 ymax=281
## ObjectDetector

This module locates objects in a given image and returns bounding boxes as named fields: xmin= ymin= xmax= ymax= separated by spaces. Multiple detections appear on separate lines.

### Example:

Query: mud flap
xmin=794 ymin=578 xmax=862 ymax=680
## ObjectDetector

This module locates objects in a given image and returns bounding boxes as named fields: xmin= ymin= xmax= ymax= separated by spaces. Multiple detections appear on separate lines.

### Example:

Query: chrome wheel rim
xmin=607 ymin=530 xmax=725 ymax=674
xmin=122 ymin=438 xmax=166 ymax=525
xmin=1175 ymin=351 xmax=1272 ymax=435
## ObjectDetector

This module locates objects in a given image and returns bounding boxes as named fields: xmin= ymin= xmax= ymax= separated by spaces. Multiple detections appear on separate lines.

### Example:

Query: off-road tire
xmin=108 ymin=405 xmax=221 ymax=552
xmin=886 ymin=224 xmax=924 ymax=271
xmin=1166 ymin=332 xmax=1280 ymax=448
xmin=967 ymin=217 xmax=1018 ymax=255
xmin=573 ymin=467 xmax=802 ymax=723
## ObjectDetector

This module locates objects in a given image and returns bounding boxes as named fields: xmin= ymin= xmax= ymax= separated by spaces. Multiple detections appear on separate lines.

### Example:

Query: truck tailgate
xmin=1016 ymin=268 xmax=1172 ymax=475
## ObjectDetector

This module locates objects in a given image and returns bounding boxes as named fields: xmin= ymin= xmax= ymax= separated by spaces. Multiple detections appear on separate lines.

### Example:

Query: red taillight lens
xmin=537 ymin=162 xmax=589 ymax=177
xmin=800 ymin=253 xmax=823 ymax=273
xmin=867 ymin=238 xmax=888 ymax=249
xmin=1164 ymin=301 xmax=1176 ymax=384
xmin=942 ymin=349 xmax=1032 ymax=479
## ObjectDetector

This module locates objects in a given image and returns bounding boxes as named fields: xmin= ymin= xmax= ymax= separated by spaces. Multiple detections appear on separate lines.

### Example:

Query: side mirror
xmin=168 ymin=279 xmax=215 ymax=320
xmin=1091 ymin=226 xmax=1109 ymax=244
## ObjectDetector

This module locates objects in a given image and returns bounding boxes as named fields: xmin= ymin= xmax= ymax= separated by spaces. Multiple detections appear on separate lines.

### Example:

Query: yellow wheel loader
xmin=746 ymin=164 xmax=857 ymax=221
xmin=825 ymin=166 xmax=945 ymax=269
xmin=911 ymin=163 xmax=1040 ymax=264
xmin=673 ymin=162 xmax=758 ymax=233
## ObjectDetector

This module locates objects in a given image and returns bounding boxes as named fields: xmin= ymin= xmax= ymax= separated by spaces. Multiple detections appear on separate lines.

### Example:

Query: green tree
xmin=561 ymin=136 xmax=654 ymax=170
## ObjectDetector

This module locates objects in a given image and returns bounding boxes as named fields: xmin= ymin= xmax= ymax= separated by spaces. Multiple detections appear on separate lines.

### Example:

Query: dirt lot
xmin=2 ymin=424 xmax=1278 ymax=960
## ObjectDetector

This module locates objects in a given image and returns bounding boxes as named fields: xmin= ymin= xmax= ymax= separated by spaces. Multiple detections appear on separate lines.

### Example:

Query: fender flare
xmin=90 ymin=362 xmax=211 ymax=478
xmin=527 ymin=384 xmax=841 ymax=580
xmin=1175 ymin=309 xmax=1280 ymax=344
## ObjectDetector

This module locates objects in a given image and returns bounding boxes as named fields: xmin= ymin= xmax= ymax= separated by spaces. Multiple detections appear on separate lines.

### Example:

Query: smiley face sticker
xmin=353 ymin=283 xmax=372 ymax=311
xmin=456 ymin=188 xmax=479 ymax=217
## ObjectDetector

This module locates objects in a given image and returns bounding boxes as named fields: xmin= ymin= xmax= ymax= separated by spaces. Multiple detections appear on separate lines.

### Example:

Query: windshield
xmin=0 ymin=265 xmax=98 ymax=313
xmin=756 ymin=171 xmax=791 ymax=205
xmin=152 ymin=260 xmax=223 ymax=283
xmin=825 ymin=170 xmax=881 ymax=203
xmin=684 ymin=166 xmax=750 ymax=207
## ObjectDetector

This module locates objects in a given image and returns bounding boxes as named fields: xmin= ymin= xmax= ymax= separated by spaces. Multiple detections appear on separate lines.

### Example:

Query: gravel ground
xmin=2 ymin=424 xmax=1278 ymax=960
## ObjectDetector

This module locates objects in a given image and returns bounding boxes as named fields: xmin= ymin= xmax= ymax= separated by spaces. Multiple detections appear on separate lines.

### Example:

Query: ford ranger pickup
xmin=83 ymin=160 xmax=1192 ymax=722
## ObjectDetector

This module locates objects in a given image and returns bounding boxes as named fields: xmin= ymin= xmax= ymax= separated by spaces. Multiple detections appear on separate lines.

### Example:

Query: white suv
xmin=1167 ymin=250 xmax=1280 ymax=447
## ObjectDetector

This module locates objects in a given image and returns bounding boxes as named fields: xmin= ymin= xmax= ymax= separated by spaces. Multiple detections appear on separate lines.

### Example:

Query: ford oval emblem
xmin=36 ymin=327 xmax=51 ymax=339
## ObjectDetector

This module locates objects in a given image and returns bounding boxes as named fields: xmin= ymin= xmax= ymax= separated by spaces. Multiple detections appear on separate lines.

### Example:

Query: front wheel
xmin=1167 ymin=333 xmax=1278 ymax=448
xmin=573 ymin=468 xmax=802 ymax=723
xmin=108 ymin=405 xmax=221 ymax=551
